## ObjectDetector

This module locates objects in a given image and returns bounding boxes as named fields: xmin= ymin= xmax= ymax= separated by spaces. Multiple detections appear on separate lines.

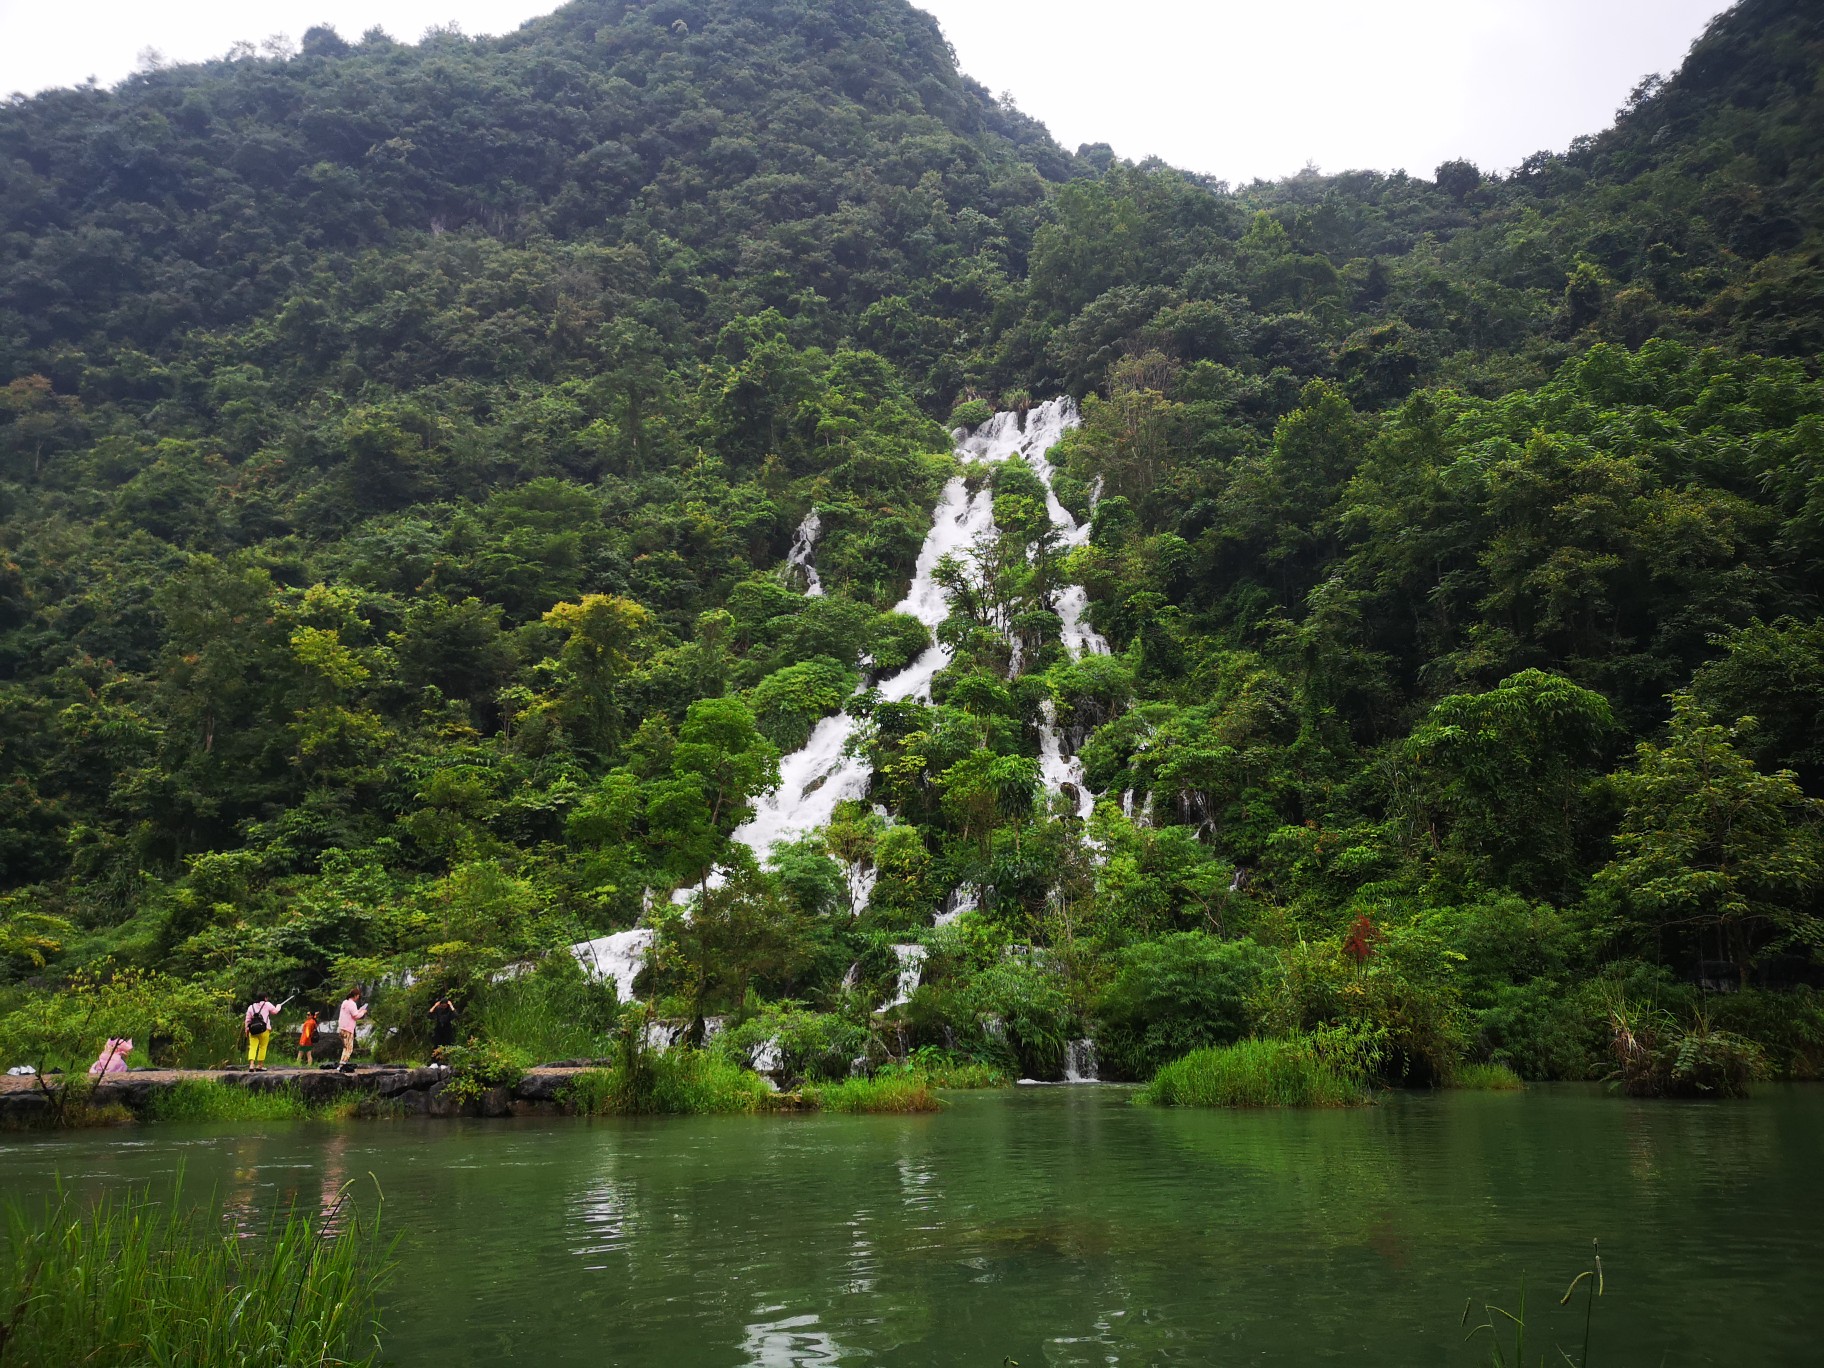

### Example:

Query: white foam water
xmin=728 ymin=404 xmax=1060 ymax=865
xmin=1063 ymin=1037 xmax=1100 ymax=1083
xmin=571 ymin=928 xmax=655 ymax=1004
xmin=576 ymin=398 xmax=1108 ymax=976
xmin=786 ymin=510 xmax=823 ymax=596
xmin=1038 ymin=696 xmax=1094 ymax=821
xmin=1018 ymin=401 xmax=1110 ymax=819
xmin=881 ymin=943 xmax=926 ymax=1010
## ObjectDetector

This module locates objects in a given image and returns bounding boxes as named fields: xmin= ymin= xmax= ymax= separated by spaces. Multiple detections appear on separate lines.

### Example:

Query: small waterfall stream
xmin=785 ymin=511 xmax=824 ymax=597
xmin=570 ymin=927 xmax=656 ymax=1005
xmin=881 ymin=943 xmax=927 ymax=1011
xmin=1063 ymin=1038 xmax=1100 ymax=1083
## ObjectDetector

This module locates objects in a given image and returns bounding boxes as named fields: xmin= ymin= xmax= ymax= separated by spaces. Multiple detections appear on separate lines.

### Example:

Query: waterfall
xmin=786 ymin=511 xmax=823 ymax=596
xmin=881 ymin=943 xmax=926 ymax=1011
xmin=726 ymin=402 xmax=1068 ymax=865
xmin=1038 ymin=697 xmax=1093 ymax=821
xmin=934 ymin=883 xmax=979 ymax=927
xmin=571 ymin=927 xmax=655 ymax=1003
xmin=575 ymin=399 xmax=1104 ymax=976
xmin=1021 ymin=409 xmax=1111 ymax=661
xmin=1063 ymin=1037 xmax=1100 ymax=1084
xmin=1019 ymin=402 xmax=1110 ymax=818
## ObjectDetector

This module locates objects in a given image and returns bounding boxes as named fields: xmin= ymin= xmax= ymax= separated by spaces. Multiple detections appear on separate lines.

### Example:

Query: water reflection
xmin=738 ymin=1312 xmax=846 ymax=1367
xmin=569 ymin=1175 xmax=634 ymax=1266
xmin=0 ymin=1089 xmax=1819 ymax=1367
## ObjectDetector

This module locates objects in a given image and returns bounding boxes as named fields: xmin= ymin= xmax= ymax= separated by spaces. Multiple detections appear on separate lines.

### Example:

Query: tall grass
xmin=1450 ymin=1062 xmax=1525 ymax=1092
xmin=141 ymin=1079 xmax=356 ymax=1124
xmin=907 ymin=1047 xmax=1009 ymax=1089
xmin=1137 ymin=1035 xmax=1370 ymax=1108
xmin=805 ymin=1071 xmax=943 ymax=1113
xmin=464 ymin=964 xmax=617 ymax=1065
xmin=0 ymin=1180 xmax=391 ymax=1367
xmin=559 ymin=1048 xmax=774 ymax=1116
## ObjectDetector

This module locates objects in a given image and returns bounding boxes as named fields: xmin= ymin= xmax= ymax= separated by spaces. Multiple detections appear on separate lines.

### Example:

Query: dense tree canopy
xmin=2 ymin=0 xmax=1821 ymax=1084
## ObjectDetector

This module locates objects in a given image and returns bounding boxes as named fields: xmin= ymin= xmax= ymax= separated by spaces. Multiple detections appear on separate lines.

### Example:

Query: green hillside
xmin=1 ymin=0 xmax=1820 ymax=1089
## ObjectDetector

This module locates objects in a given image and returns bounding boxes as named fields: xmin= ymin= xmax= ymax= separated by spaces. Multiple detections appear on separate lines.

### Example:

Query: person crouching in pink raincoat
xmin=88 ymin=1037 xmax=133 ymax=1075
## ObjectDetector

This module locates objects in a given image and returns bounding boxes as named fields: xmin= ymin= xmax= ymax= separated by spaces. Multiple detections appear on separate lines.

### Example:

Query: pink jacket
xmin=244 ymin=1000 xmax=279 ymax=1032
xmin=337 ymin=997 xmax=367 ymax=1033
xmin=88 ymin=1038 xmax=132 ymax=1075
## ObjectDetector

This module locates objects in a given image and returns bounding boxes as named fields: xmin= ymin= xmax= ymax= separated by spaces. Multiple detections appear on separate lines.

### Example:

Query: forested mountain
xmin=2 ymin=0 xmax=1821 ymax=1086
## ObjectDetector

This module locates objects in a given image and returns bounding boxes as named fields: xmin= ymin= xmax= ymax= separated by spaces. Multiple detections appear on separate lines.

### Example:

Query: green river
xmin=2 ymin=1084 xmax=1818 ymax=1365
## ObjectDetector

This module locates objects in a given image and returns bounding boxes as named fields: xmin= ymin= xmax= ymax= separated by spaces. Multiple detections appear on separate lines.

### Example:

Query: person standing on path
xmin=296 ymin=1009 xmax=320 ymax=1066
xmin=244 ymin=995 xmax=280 ymax=1071
xmin=336 ymin=988 xmax=367 ymax=1072
xmin=427 ymin=992 xmax=458 ymax=1064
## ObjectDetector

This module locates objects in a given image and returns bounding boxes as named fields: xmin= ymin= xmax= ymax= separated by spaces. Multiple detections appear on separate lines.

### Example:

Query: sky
xmin=0 ymin=0 xmax=1735 ymax=183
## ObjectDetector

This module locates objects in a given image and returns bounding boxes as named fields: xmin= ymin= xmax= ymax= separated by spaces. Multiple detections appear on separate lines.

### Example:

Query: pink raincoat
xmin=88 ymin=1037 xmax=133 ymax=1075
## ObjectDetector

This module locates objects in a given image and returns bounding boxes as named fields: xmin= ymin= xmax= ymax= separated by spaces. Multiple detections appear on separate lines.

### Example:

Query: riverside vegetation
xmin=0 ymin=1181 xmax=391 ymax=1368
xmin=3 ymin=0 xmax=1824 ymax=1117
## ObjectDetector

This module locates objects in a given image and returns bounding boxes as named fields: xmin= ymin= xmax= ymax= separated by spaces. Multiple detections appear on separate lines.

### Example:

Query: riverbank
xmin=0 ymin=1060 xmax=949 ymax=1128
xmin=0 ymin=1063 xmax=610 ymax=1127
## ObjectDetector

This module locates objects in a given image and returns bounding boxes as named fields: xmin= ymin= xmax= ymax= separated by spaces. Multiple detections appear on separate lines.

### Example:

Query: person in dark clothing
xmin=428 ymin=992 xmax=458 ymax=1063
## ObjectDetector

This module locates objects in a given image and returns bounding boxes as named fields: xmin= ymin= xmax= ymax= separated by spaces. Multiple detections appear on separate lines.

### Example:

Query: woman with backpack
xmin=243 ymin=995 xmax=281 ymax=1071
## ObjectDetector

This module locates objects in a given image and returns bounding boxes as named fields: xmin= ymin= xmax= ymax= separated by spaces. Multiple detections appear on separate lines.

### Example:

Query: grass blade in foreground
xmin=0 ymin=1178 xmax=392 ymax=1368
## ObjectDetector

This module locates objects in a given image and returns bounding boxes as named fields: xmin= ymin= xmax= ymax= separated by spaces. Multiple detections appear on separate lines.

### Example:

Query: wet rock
xmin=512 ymin=1071 xmax=576 ymax=1103
xmin=0 ymin=1090 xmax=53 ymax=1126
xmin=374 ymin=1067 xmax=442 ymax=1098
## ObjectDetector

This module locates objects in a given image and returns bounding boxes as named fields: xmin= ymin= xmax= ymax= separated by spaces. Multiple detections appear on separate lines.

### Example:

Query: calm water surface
xmin=1 ymin=1084 xmax=1818 ymax=1365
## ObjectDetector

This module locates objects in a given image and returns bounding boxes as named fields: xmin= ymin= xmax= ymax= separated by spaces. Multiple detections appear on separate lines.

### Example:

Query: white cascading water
xmin=729 ymin=400 xmax=1075 ymax=865
xmin=575 ymin=399 xmax=1107 ymax=1008
xmin=881 ymin=943 xmax=927 ymax=1011
xmin=570 ymin=927 xmax=656 ymax=1005
xmin=1063 ymin=1037 xmax=1100 ymax=1083
xmin=786 ymin=511 xmax=823 ymax=596
xmin=1021 ymin=404 xmax=1109 ymax=821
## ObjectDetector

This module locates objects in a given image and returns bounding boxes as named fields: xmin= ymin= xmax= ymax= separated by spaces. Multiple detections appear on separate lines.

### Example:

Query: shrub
xmin=1252 ymin=930 xmax=1467 ymax=1085
xmin=805 ymin=1070 xmax=942 ymax=1113
xmin=957 ymin=957 xmax=1074 ymax=1079
xmin=0 ymin=1180 xmax=390 ymax=1367
xmin=441 ymin=1040 xmax=531 ymax=1106
xmin=1449 ymin=1062 xmax=1525 ymax=1091
xmin=1607 ymin=1003 xmax=1770 ymax=1098
xmin=948 ymin=398 xmax=994 ymax=430
xmin=458 ymin=954 xmax=620 ymax=1064
xmin=1095 ymin=933 xmax=1273 ymax=1079
xmin=0 ymin=967 xmax=230 ymax=1073
xmin=714 ymin=1005 xmax=867 ymax=1084
xmin=1704 ymin=987 xmax=1824 ymax=1079
xmin=906 ymin=1046 xmax=1009 ymax=1088
xmin=1472 ymin=979 xmax=1599 ymax=1080
xmin=561 ymin=1020 xmax=773 ymax=1116
xmin=1136 ymin=1031 xmax=1374 ymax=1108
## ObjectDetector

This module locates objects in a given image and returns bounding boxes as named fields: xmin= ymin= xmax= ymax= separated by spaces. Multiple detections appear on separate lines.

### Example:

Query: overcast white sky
xmin=0 ymin=0 xmax=1733 ymax=183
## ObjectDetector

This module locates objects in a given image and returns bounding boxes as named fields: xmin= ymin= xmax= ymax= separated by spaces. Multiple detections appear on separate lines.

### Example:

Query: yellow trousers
xmin=246 ymin=1031 xmax=270 ymax=1066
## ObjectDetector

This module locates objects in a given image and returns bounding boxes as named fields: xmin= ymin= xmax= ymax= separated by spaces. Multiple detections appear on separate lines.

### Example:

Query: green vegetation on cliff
xmin=2 ymin=0 xmax=1822 ymax=1095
